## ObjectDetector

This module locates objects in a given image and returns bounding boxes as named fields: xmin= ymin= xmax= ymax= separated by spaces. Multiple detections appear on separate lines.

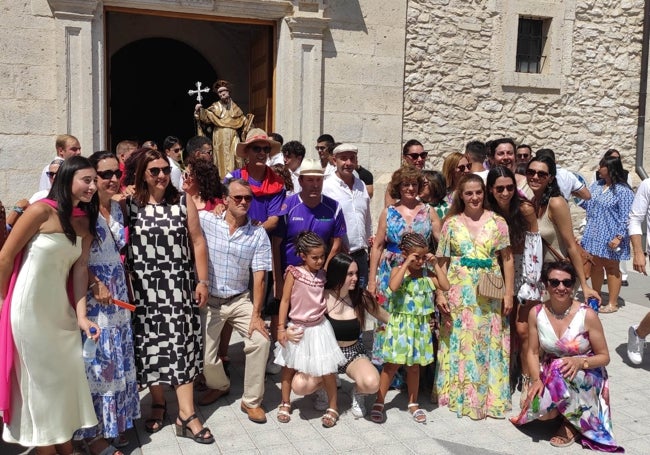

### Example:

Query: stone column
xmin=276 ymin=9 xmax=329 ymax=156
xmin=47 ymin=0 xmax=99 ymax=150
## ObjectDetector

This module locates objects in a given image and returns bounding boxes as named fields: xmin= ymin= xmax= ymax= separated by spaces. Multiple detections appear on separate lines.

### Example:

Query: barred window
xmin=516 ymin=18 xmax=545 ymax=73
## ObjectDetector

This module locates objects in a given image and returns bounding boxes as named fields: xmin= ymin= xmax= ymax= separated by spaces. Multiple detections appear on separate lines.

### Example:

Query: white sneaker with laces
xmin=313 ymin=388 xmax=328 ymax=411
xmin=627 ymin=325 xmax=645 ymax=365
xmin=350 ymin=389 xmax=367 ymax=418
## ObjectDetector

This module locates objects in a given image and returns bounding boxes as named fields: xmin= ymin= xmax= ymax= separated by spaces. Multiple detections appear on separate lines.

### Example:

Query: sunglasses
xmin=547 ymin=278 xmax=575 ymax=288
xmin=251 ymin=145 xmax=272 ymax=154
xmin=170 ymin=147 xmax=183 ymax=153
xmin=405 ymin=152 xmax=428 ymax=160
xmin=96 ymin=169 xmax=123 ymax=180
xmin=494 ymin=184 xmax=515 ymax=193
xmin=182 ymin=171 xmax=191 ymax=180
xmin=148 ymin=166 xmax=172 ymax=177
xmin=46 ymin=171 xmax=57 ymax=178
xmin=315 ymin=146 xmax=326 ymax=151
xmin=517 ymin=153 xmax=530 ymax=159
xmin=525 ymin=169 xmax=550 ymax=179
xmin=457 ymin=164 xmax=470 ymax=172
xmin=230 ymin=194 xmax=253 ymax=203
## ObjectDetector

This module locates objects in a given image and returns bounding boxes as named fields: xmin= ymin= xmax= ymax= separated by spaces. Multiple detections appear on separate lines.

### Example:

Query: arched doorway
xmin=109 ymin=38 xmax=217 ymax=151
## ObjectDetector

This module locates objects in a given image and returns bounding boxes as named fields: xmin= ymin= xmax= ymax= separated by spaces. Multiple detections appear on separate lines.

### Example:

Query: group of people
xmin=0 ymin=130 xmax=641 ymax=454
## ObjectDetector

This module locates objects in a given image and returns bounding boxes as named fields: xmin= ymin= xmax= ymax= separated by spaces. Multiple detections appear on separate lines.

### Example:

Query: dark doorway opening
xmin=109 ymin=38 xmax=217 ymax=151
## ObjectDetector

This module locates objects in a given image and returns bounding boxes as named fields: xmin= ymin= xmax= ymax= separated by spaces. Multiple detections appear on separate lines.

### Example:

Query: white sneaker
xmin=265 ymin=352 xmax=282 ymax=375
xmin=313 ymin=388 xmax=328 ymax=411
xmin=627 ymin=325 xmax=645 ymax=365
xmin=350 ymin=389 xmax=366 ymax=418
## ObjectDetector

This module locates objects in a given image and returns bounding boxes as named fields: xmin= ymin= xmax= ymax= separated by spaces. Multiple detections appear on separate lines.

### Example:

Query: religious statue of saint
xmin=194 ymin=80 xmax=248 ymax=177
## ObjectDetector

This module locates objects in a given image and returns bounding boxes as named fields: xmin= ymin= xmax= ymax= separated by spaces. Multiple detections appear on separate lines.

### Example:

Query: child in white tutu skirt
xmin=274 ymin=231 xmax=345 ymax=427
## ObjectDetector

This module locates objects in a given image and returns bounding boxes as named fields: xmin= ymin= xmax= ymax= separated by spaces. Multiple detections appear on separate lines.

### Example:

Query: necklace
xmin=546 ymin=302 xmax=572 ymax=320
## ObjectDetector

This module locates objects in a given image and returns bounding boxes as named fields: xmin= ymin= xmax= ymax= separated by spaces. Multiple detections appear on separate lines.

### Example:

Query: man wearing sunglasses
xmin=197 ymin=178 xmax=272 ymax=423
xmin=163 ymin=136 xmax=184 ymax=190
xmin=515 ymin=144 xmax=533 ymax=165
xmin=38 ymin=134 xmax=81 ymax=191
xmin=315 ymin=134 xmax=336 ymax=179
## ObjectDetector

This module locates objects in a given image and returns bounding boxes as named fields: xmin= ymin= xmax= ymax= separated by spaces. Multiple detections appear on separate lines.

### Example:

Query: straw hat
xmin=299 ymin=158 xmax=325 ymax=176
xmin=235 ymin=128 xmax=282 ymax=158
xmin=333 ymin=143 xmax=358 ymax=155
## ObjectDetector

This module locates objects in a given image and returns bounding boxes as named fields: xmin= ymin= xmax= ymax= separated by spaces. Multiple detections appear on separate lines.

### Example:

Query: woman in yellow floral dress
xmin=434 ymin=173 xmax=515 ymax=420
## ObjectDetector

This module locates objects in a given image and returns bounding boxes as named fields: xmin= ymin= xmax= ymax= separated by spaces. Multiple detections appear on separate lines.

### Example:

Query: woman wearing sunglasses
xmin=74 ymin=151 xmax=139 ymax=454
xmin=486 ymin=166 xmax=541 ymax=408
xmin=526 ymin=155 xmax=600 ymax=305
xmin=512 ymin=261 xmax=622 ymax=452
xmin=126 ymin=149 xmax=213 ymax=444
xmin=441 ymin=151 xmax=471 ymax=204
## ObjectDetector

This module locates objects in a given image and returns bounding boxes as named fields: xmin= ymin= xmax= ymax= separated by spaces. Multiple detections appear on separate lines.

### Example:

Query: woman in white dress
xmin=0 ymin=156 xmax=100 ymax=454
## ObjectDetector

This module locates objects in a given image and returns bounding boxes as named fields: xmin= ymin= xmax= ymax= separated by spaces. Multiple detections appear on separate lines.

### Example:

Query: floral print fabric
xmin=434 ymin=212 xmax=511 ymax=419
xmin=77 ymin=201 xmax=140 ymax=439
xmin=511 ymin=305 xmax=623 ymax=452
xmin=380 ymin=275 xmax=436 ymax=366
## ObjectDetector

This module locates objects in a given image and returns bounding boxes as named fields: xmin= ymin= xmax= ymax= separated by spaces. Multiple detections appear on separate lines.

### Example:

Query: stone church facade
xmin=0 ymin=0 xmax=647 ymax=217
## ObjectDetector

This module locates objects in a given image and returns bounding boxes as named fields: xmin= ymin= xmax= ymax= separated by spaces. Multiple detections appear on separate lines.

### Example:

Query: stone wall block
xmin=0 ymin=100 xmax=56 ymax=135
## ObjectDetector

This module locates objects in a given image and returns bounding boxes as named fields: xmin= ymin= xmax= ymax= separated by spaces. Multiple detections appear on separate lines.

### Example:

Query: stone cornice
xmin=47 ymin=0 xmax=100 ymax=18
xmin=285 ymin=15 xmax=329 ymax=39
xmin=102 ymin=0 xmax=294 ymax=20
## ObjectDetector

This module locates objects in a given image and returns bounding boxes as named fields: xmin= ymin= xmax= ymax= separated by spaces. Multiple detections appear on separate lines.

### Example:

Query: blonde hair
xmin=442 ymin=152 xmax=465 ymax=191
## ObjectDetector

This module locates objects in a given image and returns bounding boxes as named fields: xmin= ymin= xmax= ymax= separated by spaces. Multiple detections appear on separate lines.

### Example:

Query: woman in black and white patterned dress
xmin=126 ymin=149 xmax=214 ymax=444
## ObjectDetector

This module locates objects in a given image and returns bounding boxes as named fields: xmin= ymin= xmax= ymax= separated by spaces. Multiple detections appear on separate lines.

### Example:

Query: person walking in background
xmin=579 ymin=155 xmax=634 ymax=313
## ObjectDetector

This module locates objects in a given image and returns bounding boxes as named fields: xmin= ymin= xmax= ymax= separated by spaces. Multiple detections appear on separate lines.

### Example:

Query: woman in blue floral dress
xmin=512 ymin=261 xmax=623 ymax=452
xmin=580 ymin=155 xmax=634 ymax=313
xmin=77 ymin=152 xmax=140 ymax=454
xmin=368 ymin=166 xmax=441 ymax=364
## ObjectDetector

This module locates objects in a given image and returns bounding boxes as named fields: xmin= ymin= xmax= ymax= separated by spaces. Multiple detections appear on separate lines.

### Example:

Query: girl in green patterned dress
xmin=370 ymin=232 xmax=449 ymax=424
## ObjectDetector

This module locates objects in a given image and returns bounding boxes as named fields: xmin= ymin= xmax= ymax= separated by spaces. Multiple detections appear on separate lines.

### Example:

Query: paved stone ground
xmin=3 ymin=261 xmax=650 ymax=454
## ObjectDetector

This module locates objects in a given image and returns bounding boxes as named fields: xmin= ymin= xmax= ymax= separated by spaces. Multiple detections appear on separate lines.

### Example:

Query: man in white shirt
xmin=163 ymin=136 xmax=183 ymax=190
xmin=536 ymin=149 xmax=591 ymax=201
xmin=626 ymin=177 xmax=650 ymax=364
xmin=322 ymin=143 xmax=372 ymax=287
xmin=38 ymin=134 xmax=81 ymax=191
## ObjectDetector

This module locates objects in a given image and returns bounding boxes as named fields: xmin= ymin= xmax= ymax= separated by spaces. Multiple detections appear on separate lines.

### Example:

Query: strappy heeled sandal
xmin=321 ymin=408 xmax=339 ymax=428
xmin=370 ymin=402 xmax=385 ymax=423
xmin=175 ymin=413 xmax=215 ymax=444
xmin=144 ymin=402 xmax=166 ymax=433
xmin=83 ymin=436 xmax=124 ymax=455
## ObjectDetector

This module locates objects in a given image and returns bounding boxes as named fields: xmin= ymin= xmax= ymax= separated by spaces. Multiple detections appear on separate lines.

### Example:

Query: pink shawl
xmin=0 ymin=199 xmax=87 ymax=424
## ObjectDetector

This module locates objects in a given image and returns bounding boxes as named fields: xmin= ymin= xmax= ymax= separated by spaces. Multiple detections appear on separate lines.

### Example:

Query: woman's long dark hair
xmin=527 ymin=155 xmax=561 ymax=208
xmin=599 ymin=156 xmax=631 ymax=191
xmin=46 ymin=156 xmax=98 ymax=244
xmin=325 ymin=253 xmax=378 ymax=328
xmin=486 ymin=166 xmax=528 ymax=249
xmin=133 ymin=149 xmax=180 ymax=206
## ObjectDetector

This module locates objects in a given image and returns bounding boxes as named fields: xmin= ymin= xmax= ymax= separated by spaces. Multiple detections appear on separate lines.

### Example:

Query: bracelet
xmin=11 ymin=206 xmax=24 ymax=214
xmin=197 ymin=280 xmax=209 ymax=287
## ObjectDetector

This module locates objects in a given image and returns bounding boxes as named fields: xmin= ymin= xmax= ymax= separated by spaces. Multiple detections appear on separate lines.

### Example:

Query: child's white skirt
xmin=274 ymin=318 xmax=346 ymax=376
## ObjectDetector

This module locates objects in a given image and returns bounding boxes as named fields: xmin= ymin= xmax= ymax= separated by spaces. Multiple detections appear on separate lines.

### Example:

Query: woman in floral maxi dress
xmin=435 ymin=173 xmax=515 ymax=419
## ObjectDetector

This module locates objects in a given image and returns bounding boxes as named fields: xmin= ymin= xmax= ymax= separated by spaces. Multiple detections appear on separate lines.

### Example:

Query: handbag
xmin=478 ymin=272 xmax=505 ymax=300
xmin=542 ymin=238 xmax=594 ymax=280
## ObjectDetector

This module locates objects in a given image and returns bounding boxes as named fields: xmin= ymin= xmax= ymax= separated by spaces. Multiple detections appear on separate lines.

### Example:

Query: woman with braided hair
xmin=274 ymin=231 xmax=345 ymax=428
xmin=370 ymin=232 xmax=449 ymax=424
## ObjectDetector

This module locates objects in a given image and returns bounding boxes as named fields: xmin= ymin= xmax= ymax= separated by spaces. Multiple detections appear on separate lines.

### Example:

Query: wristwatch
xmin=582 ymin=358 xmax=589 ymax=370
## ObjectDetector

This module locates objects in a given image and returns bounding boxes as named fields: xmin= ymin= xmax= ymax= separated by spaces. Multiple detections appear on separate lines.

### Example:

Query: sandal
xmin=144 ymin=402 xmax=166 ymax=433
xmin=599 ymin=304 xmax=618 ymax=314
xmin=175 ymin=413 xmax=215 ymax=444
xmin=550 ymin=423 xmax=579 ymax=447
xmin=408 ymin=403 xmax=427 ymax=424
xmin=277 ymin=402 xmax=292 ymax=423
xmin=321 ymin=408 xmax=339 ymax=428
xmin=83 ymin=436 xmax=124 ymax=455
xmin=370 ymin=402 xmax=385 ymax=423
xmin=520 ymin=376 xmax=530 ymax=409
xmin=111 ymin=434 xmax=128 ymax=449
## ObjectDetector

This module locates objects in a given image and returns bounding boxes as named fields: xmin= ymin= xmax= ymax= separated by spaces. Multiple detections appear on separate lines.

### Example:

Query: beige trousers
xmin=202 ymin=292 xmax=270 ymax=408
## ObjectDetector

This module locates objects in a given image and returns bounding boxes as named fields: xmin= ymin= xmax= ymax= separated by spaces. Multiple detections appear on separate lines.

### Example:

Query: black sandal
xmin=144 ymin=402 xmax=166 ymax=433
xmin=175 ymin=413 xmax=215 ymax=444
